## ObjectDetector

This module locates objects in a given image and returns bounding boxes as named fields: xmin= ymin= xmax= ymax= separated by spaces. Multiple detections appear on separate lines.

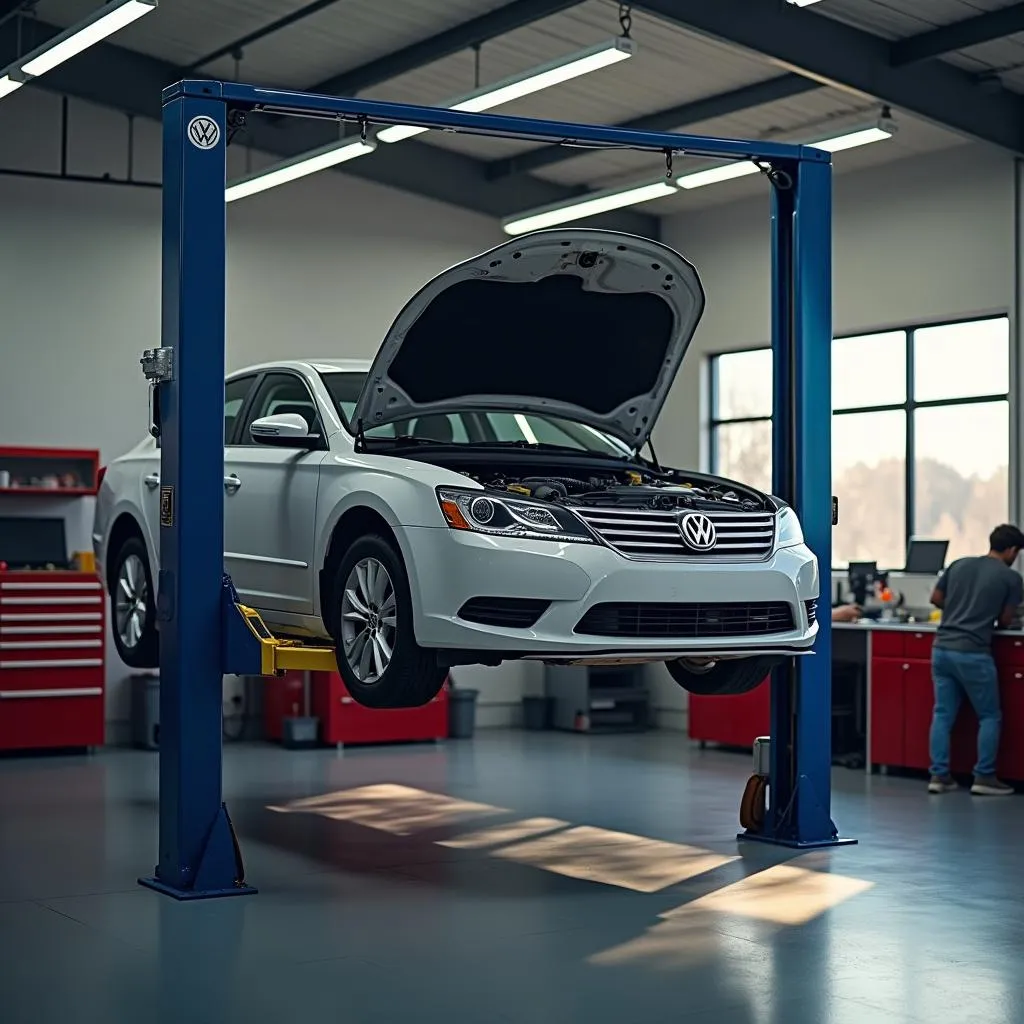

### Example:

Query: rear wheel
xmin=665 ymin=655 xmax=783 ymax=696
xmin=330 ymin=534 xmax=446 ymax=709
xmin=110 ymin=535 xmax=158 ymax=669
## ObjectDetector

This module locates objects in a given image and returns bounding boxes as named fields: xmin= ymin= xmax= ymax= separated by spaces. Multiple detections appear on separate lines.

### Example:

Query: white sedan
xmin=93 ymin=229 xmax=819 ymax=709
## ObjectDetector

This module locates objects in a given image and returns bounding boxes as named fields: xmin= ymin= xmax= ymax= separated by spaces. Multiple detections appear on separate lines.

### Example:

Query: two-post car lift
xmin=139 ymin=79 xmax=853 ymax=900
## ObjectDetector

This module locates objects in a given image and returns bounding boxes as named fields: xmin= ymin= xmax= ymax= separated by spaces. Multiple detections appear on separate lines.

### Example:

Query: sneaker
xmin=970 ymin=775 xmax=1014 ymax=796
xmin=928 ymin=775 xmax=958 ymax=794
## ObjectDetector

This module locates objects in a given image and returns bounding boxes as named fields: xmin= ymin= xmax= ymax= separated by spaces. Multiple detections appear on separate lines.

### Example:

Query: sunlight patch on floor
xmin=489 ymin=825 xmax=739 ymax=893
xmin=437 ymin=817 xmax=570 ymax=849
xmin=267 ymin=783 xmax=505 ymax=836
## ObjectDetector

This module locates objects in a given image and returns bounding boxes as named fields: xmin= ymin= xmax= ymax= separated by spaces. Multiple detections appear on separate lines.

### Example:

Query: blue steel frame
xmin=142 ymin=79 xmax=850 ymax=900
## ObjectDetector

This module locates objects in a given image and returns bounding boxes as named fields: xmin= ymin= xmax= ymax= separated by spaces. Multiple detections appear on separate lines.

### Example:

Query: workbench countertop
xmin=831 ymin=621 xmax=1024 ymax=637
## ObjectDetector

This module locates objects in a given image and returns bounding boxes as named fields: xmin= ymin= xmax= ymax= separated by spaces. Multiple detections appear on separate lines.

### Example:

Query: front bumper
xmin=400 ymin=526 xmax=819 ymax=660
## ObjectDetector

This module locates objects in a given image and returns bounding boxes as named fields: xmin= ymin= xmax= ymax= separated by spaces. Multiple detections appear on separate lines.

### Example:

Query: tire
xmin=109 ymin=534 xmax=159 ymax=669
xmin=665 ymin=655 xmax=783 ymax=696
xmin=329 ymin=534 xmax=446 ymax=709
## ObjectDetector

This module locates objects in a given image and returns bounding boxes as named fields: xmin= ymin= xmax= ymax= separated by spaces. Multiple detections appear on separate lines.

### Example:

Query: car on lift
xmin=93 ymin=229 xmax=819 ymax=709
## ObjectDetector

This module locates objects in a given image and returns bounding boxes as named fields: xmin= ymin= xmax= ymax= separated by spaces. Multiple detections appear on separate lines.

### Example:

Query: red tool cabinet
xmin=688 ymin=679 xmax=770 ymax=750
xmin=0 ymin=571 xmax=106 ymax=750
xmin=263 ymin=670 xmax=448 ymax=746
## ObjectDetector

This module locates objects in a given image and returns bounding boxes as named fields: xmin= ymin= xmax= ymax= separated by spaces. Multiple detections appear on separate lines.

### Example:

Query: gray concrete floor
xmin=1 ymin=730 xmax=1021 ymax=1024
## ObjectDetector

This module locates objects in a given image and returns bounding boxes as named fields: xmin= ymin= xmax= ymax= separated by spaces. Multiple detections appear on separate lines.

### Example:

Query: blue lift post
xmin=142 ymin=80 xmax=852 ymax=900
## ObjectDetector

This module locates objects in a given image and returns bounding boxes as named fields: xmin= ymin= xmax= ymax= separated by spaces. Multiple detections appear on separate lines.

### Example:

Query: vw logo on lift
xmin=679 ymin=512 xmax=717 ymax=552
xmin=187 ymin=116 xmax=221 ymax=150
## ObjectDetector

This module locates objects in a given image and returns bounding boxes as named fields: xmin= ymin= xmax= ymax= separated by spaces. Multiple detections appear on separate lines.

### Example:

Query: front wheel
xmin=109 ymin=535 xmax=159 ymax=669
xmin=330 ymin=534 xmax=447 ymax=709
xmin=665 ymin=655 xmax=783 ymax=696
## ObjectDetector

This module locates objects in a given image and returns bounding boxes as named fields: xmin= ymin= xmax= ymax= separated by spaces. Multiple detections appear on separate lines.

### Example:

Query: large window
xmin=707 ymin=316 xmax=1010 ymax=568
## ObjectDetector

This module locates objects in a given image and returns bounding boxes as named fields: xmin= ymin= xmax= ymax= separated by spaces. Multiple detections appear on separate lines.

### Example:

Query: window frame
xmin=706 ymin=314 xmax=1011 ymax=568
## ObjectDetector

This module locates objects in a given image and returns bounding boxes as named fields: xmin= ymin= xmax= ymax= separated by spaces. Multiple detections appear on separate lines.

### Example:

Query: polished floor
xmin=1 ymin=729 xmax=1022 ymax=1024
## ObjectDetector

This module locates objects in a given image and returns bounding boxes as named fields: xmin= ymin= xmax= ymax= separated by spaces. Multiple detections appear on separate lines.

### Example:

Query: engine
xmin=471 ymin=469 xmax=767 ymax=512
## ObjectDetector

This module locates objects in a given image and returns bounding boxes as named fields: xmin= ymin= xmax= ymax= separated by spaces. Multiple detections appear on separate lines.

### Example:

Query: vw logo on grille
xmin=679 ymin=512 xmax=717 ymax=552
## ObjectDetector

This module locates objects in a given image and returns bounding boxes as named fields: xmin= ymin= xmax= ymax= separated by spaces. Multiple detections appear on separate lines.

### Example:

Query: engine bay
xmin=462 ymin=465 xmax=771 ymax=513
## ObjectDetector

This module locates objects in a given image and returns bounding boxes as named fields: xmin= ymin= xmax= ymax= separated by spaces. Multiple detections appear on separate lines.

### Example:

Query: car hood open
xmin=350 ymin=229 xmax=706 ymax=449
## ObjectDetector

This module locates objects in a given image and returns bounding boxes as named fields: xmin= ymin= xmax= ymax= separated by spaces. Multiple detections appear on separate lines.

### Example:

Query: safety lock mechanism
xmin=141 ymin=347 xmax=174 ymax=383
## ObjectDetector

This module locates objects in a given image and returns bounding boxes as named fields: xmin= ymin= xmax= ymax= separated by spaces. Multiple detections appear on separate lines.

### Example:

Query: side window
xmin=225 ymin=376 xmax=256 ymax=444
xmin=242 ymin=373 xmax=321 ymax=445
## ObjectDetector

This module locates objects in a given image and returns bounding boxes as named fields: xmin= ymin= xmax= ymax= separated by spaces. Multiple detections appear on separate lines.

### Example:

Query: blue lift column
xmin=750 ymin=154 xmax=855 ymax=849
xmin=139 ymin=82 xmax=255 ymax=899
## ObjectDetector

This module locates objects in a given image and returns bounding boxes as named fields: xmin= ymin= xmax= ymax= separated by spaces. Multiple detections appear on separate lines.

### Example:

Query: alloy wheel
xmin=115 ymin=553 xmax=148 ymax=649
xmin=340 ymin=557 xmax=397 ymax=683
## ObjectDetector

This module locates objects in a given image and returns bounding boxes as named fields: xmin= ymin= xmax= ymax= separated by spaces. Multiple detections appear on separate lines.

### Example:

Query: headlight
xmin=436 ymin=488 xmax=595 ymax=544
xmin=776 ymin=506 xmax=805 ymax=548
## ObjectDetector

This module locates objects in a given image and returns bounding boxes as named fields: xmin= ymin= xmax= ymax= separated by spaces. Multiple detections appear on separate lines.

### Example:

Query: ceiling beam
xmin=188 ymin=0 xmax=344 ymax=70
xmin=633 ymin=0 xmax=1024 ymax=154
xmin=306 ymin=0 xmax=586 ymax=96
xmin=0 ymin=16 xmax=656 ymax=234
xmin=485 ymin=72 xmax=821 ymax=180
xmin=890 ymin=3 xmax=1024 ymax=66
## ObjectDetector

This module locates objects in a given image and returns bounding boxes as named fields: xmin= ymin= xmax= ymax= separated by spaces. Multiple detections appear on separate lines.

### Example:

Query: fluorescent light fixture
xmin=676 ymin=115 xmax=896 ymax=190
xmin=809 ymin=117 xmax=897 ymax=153
xmin=502 ymin=179 xmax=676 ymax=236
xmin=676 ymin=161 xmax=761 ymax=190
xmin=0 ymin=74 xmax=23 ymax=100
xmin=225 ymin=138 xmax=376 ymax=202
xmin=18 ymin=0 xmax=157 ymax=78
xmin=378 ymin=37 xmax=634 ymax=144
xmin=786 ymin=0 xmax=825 ymax=6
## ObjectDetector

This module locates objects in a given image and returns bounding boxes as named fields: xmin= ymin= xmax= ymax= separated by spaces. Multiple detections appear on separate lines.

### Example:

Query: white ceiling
xmin=26 ymin=0 xmax=1019 ymax=217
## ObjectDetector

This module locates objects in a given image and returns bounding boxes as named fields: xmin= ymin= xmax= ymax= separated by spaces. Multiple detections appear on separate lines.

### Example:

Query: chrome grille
xmin=573 ymin=507 xmax=776 ymax=560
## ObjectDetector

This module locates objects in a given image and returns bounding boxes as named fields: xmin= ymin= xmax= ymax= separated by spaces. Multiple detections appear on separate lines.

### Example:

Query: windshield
xmin=321 ymin=371 xmax=632 ymax=456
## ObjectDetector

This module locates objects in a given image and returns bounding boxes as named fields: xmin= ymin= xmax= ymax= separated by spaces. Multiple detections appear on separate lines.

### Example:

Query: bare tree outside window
xmin=708 ymin=317 xmax=1010 ymax=569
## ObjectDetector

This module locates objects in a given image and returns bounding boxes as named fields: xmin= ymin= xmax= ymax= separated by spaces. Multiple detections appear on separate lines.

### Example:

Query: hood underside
xmin=350 ymin=229 xmax=705 ymax=448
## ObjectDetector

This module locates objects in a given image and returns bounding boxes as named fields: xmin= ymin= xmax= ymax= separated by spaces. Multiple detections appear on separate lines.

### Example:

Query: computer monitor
xmin=0 ymin=517 xmax=68 ymax=569
xmin=847 ymin=561 xmax=877 ymax=606
xmin=905 ymin=538 xmax=949 ymax=576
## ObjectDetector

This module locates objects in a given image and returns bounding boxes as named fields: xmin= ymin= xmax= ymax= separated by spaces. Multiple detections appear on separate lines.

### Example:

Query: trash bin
xmin=448 ymin=688 xmax=479 ymax=739
xmin=282 ymin=715 xmax=320 ymax=749
xmin=521 ymin=695 xmax=552 ymax=731
xmin=130 ymin=673 xmax=160 ymax=750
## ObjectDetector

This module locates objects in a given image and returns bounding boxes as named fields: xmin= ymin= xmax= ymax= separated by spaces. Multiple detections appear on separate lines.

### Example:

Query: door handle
xmin=144 ymin=473 xmax=160 ymax=490
xmin=224 ymin=474 xmax=242 ymax=494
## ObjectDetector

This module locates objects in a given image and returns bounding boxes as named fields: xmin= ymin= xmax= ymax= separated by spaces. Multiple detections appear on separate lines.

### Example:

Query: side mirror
xmin=249 ymin=413 xmax=320 ymax=448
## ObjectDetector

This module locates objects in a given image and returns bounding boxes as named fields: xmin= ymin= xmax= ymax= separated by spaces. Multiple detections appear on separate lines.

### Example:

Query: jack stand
xmin=140 ymin=803 xmax=257 ymax=900
xmin=737 ymin=737 xmax=857 ymax=849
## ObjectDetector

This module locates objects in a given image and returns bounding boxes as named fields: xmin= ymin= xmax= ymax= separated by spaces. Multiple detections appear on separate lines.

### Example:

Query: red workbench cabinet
xmin=0 ymin=571 xmax=105 ymax=750
xmin=312 ymin=670 xmax=448 ymax=747
xmin=688 ymin=677 xmax=770 ymax=749
xmin=869 ymin=656 xmax=907 ymax=767
xmin=0 ymin=446 xmax=100 ymax=496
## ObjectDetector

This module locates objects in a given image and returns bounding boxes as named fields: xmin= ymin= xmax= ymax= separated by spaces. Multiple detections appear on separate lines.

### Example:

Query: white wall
xmin=647 ymin=143 xmax=1017 ymax=727
xmin=0 ymin=89 xmax=536 ymax=735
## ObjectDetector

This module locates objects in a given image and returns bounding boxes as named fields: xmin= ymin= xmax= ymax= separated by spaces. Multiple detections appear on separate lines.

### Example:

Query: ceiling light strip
xmin=225 ymin=139 xmax=377 ymax=202
xmin=378 ymin=37 xmax=635 ymax=144
xmin=502 ymin=180 xmax=677 ymax=235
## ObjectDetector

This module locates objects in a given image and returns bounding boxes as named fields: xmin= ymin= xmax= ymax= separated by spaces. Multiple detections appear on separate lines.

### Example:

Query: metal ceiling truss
xmin=0 ymin=13 xmax=655 ymax=234
xmin=891 ymin=2 xmax=1024 ymax=66
xmin=632 ymin=0 xmax=1024 ymax=154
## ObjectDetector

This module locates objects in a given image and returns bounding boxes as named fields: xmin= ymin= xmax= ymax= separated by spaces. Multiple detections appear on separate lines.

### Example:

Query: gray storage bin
xmin=130 ymin=673 xmax=160 ymax=750
xmin=448 ymin=688 xmax=479 ymax=739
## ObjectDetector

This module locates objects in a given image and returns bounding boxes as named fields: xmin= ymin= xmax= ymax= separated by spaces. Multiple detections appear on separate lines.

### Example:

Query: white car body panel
xmin=94 ymin=233 xmax=820 ymax=672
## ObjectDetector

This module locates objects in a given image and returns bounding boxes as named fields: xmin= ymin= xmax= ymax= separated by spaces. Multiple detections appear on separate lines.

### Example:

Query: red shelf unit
xmin=0 ymin=446 xmax=100 ymax=497
xmin=0 ymin=571 xmax=106 ymax=750
xmin=263 ymin=670 xmax=449 ymax=746
xmin=688 ymin=678 xmax=771 ymax=750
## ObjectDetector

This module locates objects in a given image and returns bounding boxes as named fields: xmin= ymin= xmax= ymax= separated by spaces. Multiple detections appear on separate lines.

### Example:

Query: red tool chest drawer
xmin=0 ymin=572 xmax=105 ymax=750
xmin=312 ymin=670 xmax=448 ymax=747
xmin=688 ymin=679 xmax=770 ymax=749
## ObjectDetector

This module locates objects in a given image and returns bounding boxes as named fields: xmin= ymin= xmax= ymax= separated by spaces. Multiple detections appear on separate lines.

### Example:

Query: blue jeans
xmin=929 ymin=647 xmax=1002 ymax=778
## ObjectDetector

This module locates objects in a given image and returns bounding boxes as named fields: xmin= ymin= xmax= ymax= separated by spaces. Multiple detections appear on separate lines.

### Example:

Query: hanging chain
xmin=664 ymin=149 xmax=673 ymax=179
xmin=473 ymin=42 xmax=482 ymax=89
xmin=618 ymin=2 xmax=632 ymax=38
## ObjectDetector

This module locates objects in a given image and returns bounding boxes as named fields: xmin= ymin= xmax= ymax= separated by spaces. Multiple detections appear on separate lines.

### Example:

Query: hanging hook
xmin=664 ymin=149 xmax=674 ymax=179
xmin=618 ymin=2 xmax=632 ymax=38
xmin=358 ymin=116 xmax=368 ymax=145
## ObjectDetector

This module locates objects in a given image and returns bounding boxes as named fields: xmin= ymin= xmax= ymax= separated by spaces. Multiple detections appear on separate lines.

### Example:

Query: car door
xmin=138 ymin=375 xmax=258 ymax=566
xmin=224 ymin=371 xmax=325 ymax=617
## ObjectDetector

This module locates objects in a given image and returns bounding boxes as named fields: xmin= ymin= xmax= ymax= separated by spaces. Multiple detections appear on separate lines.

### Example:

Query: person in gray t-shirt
xmin=928 ymin=524 xmax=1024 ymax=797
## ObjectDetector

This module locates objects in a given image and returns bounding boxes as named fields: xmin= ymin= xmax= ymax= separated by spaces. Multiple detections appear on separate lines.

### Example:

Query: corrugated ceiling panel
xmin=815 ymin=0 xmax=1021 ymax=39
xmin=368 ymin=2 xmax=782 ymax=161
